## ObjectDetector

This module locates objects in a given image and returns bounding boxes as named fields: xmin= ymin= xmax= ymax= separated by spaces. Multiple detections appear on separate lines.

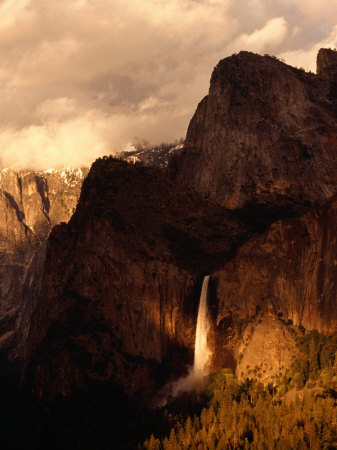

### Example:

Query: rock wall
xmin=213 ymin=194 xmax=337 ymax=334
xmin=235 ymin=317 xmax=298 ymax=384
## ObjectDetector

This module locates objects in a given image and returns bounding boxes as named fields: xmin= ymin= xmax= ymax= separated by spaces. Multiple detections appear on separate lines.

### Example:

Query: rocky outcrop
xmin=23 ymin=158 xmax=248 ymax=400
xmin=0 ymin=168 xmax=87 ymax=360
xmin=170 ymin=51 xmax=337 ymax=217
xmin=236 ymin=317 xmax=298 ymax=384
xmin=317 ymin=48 xmax=337 ymax=83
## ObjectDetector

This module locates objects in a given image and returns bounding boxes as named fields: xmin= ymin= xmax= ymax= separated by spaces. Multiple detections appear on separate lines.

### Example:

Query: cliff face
xmin=208 ymin=193 xmax=337 ymax=382
xmin=0 ymin=168 xmax=87 ymax=360
xmin=23 ymin=158 xmax=248 ymax=400
xmin=170 ymin=51 xmax=337 ymax=214
xmin=0 ymin=190 xmax=42 ymax=361
xmin=213 ymin=194 xmax=337 ymax=334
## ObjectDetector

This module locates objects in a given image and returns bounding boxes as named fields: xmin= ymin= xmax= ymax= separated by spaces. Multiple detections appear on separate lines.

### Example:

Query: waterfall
xmin=155 ymin=275 xmax=212 ymax=406
xmin=193 ymin=275 xmax=211 ymax=376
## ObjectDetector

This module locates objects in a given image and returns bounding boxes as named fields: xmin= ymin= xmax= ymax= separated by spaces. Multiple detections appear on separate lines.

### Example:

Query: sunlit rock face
xmin=236 ymin=316 xmax=298 ymax=385
xmin=170 ymin=50 xmax=337 ymax=215
xmin=0 ymin=190 xmax=42 ymax=361
xmin=213 ymin=194 xmax=337 ymax=335
xmin=0 ymin=168 xmax=87 ymax=360
xmin=23 ymin=158 xmax=248 ymax=400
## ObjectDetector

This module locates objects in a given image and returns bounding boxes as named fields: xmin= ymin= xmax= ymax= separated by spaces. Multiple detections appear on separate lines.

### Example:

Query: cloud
xmin=0 ymin=115 xmax=105 ymax=169
xmin=0 ymin=0 xmax=337 ymax=168
xmin=279 ymin=25 xmax=337 ymax=72
xmin=230 ymin=17 xmax=288 ymax=54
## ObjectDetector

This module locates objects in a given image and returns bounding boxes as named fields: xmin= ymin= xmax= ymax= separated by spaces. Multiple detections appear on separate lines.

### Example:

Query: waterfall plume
xmin=193 ymin=275 xmax=211 ymax=376
xmin=156 ymin=275 xmax=212 ymax=405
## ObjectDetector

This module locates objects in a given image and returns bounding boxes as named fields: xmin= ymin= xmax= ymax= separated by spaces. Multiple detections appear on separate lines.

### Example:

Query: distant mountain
xmin=117 ymin=140 xmax=184 ymax=169
xmin=0 ymin=168 xmax=87 ymax=361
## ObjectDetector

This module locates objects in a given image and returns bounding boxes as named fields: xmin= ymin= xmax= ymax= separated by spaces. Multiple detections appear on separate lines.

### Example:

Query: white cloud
xmin=244 ymin=17 xmax=287 ymax=47
xmin=230 ymin=17 xmax=288 ymax=53
xmin=0 ymin=115 xmax=105 ymax=169
xmin=0 ymin=0 xmax=337 ymax=168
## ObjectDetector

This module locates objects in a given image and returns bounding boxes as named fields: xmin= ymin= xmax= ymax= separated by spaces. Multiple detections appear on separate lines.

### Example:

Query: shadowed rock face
xmin=23 ymin=158 xmax=248 ymax=400
xmin=170 ymin=51 xmax=337 ymax=214
xmin=0 ymin=169 xmax=87 ymax=360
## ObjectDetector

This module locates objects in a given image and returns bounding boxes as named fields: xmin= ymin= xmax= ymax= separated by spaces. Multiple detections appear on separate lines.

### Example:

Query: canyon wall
xmin=209 ymin=194 xmax=337 ymax=382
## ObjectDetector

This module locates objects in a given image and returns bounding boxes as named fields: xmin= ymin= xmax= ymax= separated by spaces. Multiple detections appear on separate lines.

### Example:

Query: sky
xmin=1 ymin=0 xmax=337 ymax=169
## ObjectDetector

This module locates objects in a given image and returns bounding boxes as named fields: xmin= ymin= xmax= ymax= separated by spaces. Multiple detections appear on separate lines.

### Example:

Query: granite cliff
xmin=0 ymin=168 xmax=87 ymax=362
xmin=170 ymin=50 xmax=337 ymax=217
xmin=178 ymin=49 xmax=337 ymax=382
xmin=214 ymin=194 xmax=337 ymax=333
